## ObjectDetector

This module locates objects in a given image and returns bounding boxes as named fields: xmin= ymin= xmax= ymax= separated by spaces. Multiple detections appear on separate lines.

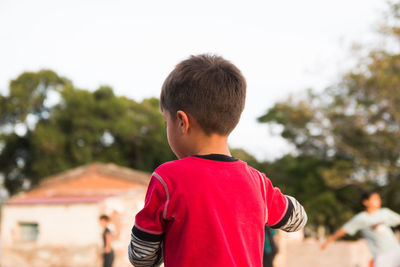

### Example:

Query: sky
xmin=0 ymin=0 xmax=386 ymax=161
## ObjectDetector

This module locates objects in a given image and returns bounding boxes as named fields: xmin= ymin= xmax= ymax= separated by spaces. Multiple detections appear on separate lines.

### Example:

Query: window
xmin=19 ymin=222 xmax=39 ymax=242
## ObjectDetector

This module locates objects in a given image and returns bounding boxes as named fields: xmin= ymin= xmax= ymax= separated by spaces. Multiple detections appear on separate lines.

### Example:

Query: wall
xmin=1 ymin=203 xmax=101 ymax=246
xmin=1 ymin=243 xmax=101 ymax=267
xmin=1 ymin=203 xmax=102 ymax=267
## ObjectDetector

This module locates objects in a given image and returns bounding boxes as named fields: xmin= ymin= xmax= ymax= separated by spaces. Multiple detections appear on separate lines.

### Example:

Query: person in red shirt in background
xmin=128 ymin=54 xmax=307 ymax=267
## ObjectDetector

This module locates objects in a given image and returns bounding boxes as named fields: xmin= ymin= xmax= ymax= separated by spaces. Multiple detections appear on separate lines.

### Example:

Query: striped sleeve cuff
xmin=271 ymin=195 xmax=307 ymax=232
xmin=128 ymin=226 xmax=164 ymax=267
xmin=271 ymin=196 xmax=294 ymax=229
xmin=132 ymin=226 xmax=164 ymax=242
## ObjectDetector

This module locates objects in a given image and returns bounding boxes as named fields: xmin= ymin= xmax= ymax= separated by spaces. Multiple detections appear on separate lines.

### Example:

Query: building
xmin=0 ymin=163 xmax=150 ymax=267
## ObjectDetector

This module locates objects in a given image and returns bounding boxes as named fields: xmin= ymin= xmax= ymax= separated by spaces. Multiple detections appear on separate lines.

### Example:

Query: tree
xmin=0 ymin=70 xmax=67 ymax=194
xmin=231 ymin=147 xmax=260 ymax=168
xmin=0 ymin=71 xmax=175 ymax=195
xmin=258 ymin=1 xmax=400 ymax=228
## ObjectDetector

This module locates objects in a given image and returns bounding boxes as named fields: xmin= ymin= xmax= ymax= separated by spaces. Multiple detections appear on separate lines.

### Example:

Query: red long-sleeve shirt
xmin=133 ymin=155 xmax=289 ymax=267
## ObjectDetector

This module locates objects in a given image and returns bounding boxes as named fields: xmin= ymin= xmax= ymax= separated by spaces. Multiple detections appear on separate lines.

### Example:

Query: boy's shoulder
xmin=379 ymin=207 xmax=391 ymax=213
xmin=154 ymin=156 xmax=194 ymax=171
xmin=377 ymin=207 xmax=396 ymax=217
xmin=153 ymin=156 xmax=262 ymax=180
xmin=153 ymin=157 xmax=199 ymax=179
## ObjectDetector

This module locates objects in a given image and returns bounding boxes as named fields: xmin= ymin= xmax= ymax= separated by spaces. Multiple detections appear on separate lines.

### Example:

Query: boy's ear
xmin=176 ymin=110 xmax=190 ymax=134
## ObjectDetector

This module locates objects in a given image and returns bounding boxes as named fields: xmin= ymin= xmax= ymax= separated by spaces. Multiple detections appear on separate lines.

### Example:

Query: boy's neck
xmin=190 ymin=133 xmax=231 ymax=157
xmin=366 ymin=207 xmax=379 ymax=214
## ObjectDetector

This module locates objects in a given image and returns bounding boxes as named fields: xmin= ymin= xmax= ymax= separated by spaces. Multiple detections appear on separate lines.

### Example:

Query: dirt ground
xmin=276 ymin=238 xmax=371 ymax=267
xmin=0 ymin=235 xmax=373 ymax=267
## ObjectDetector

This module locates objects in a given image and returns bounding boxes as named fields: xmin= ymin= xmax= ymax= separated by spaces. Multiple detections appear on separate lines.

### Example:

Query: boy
xmin=99 ymin=215 xmax=114 ymax=267
xmin=128 ymin=54 xmax=307 ymax=267
xmin=321 ymin=191 xmax=400 ymax=267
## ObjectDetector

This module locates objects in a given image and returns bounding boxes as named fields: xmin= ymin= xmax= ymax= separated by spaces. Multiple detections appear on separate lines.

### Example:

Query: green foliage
xmin=6 ymin=70 xmax=68 ymax=123
xmin=230 ymin=148 xmax=260 ymax=168
xmin=257 ymin=1 xmax=400 ymax=230
xmin=0 ymin=71 xmax=175 ymax=195
xmin=259 ymin=155 xmax=367 ymax=231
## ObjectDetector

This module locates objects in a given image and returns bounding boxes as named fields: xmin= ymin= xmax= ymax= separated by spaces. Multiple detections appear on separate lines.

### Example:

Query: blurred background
xmin=1 ymin=0 xmax=400 ymax=266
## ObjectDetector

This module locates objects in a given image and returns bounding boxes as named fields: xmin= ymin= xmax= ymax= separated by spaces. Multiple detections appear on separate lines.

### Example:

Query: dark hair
xmin=160 ymin=54 xmax=246 ymax=135
xmin=361 ymin=190 xmax=378 ymax=203
xmin=99 ymin=214 xmax=110 ymax=221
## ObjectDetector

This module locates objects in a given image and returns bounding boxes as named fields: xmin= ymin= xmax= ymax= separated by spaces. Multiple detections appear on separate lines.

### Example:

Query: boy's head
xmin=99 ymin=214 xmax=110 ymax=228
xmin=361 ymin=191 xmax=381 ymax=210
xmin=160 ymin=54 xmax=246 ymax=136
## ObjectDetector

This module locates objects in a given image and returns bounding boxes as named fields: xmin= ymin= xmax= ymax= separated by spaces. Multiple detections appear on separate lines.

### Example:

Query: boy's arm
xmin=384 ymin=208 xmax=400 ymax=226
xmin=321 ymin=228 xmax=347 ymax=250
xmin=128 ymin=227 xmax=163 ymax=267
xmin=321 ymin=213 xmax=362 ymax=250
xmin=262 ymin=174 xmax=307 ymax=232
xmin=128 ymin=173 xmax=168 ymax=267
xmin=270 ymin=195 xmax=307 ymax=232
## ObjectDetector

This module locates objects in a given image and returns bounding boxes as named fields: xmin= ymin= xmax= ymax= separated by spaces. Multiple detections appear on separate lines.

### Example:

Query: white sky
xmin=0 ymin=0 xmax=386 ymax=161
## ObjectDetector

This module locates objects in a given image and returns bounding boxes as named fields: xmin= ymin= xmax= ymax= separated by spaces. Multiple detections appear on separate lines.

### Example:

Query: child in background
xmin=99 ymin=215 xmax=114 ymax=267
xmin=263 ymin=226 xmax=278 ymax=267
xmin=322 ymin=191 xmax=400 ymax=267
xmin=128 ymin=54 xmax=307 ymax=267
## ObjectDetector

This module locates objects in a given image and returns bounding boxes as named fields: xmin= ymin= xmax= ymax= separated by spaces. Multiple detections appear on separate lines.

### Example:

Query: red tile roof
xmin=7 ymin=163 xmax=150 ymax=205
xmin=7 ymin=196 xmax=110 ymax=205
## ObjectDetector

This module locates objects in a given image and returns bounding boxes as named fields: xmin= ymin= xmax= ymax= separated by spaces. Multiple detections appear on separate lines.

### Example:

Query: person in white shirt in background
xmin=321 ymin=191 xmax=400 ymax=267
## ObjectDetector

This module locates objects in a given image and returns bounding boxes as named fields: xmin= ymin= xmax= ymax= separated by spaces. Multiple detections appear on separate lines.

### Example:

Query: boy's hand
xmin=320 ymin=240 xmax=331 ymax=250
xmin=320 ymin=228 xmax=346 ymax=250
